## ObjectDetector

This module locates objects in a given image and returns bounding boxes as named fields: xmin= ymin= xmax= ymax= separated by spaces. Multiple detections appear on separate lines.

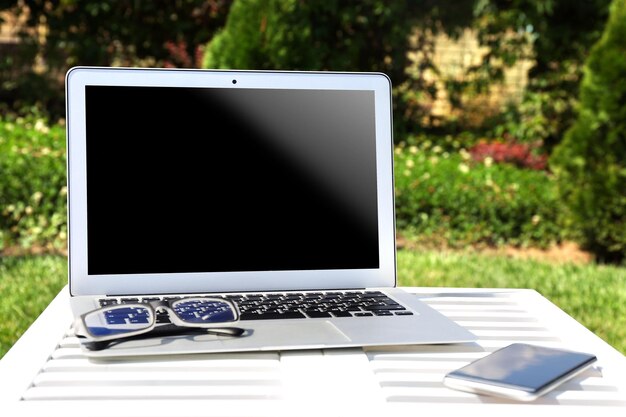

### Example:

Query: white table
xmin=1 ymin=286 xmax=625 ymax=417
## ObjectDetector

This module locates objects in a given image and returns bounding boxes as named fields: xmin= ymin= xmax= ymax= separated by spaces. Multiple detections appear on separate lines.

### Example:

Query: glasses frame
xmin=73 ymin=297 xmax=241 ymax=346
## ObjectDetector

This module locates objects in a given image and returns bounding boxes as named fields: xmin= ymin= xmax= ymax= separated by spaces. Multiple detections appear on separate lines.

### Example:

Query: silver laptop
xmin=65 ymin=66 xmax=476 ymax=358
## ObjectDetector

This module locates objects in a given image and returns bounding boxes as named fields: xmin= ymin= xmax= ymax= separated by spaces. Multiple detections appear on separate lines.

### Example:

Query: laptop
xmin=65 ymin=66 xmax=476 ymax=358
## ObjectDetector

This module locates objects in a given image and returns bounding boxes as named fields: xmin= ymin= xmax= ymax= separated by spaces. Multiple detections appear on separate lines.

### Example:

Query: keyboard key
xmin=240 ymin=312 xmax=306 ymax=320
xmin=363 ymin=305 xmax=406 ymax=311
xmin=304 ymin=311 xmax=332 ymax=318
xmin=98 ymin=298 xmax=118 ymax=307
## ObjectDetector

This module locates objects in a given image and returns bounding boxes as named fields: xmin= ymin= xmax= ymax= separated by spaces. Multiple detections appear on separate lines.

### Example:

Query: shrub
xmin=0 ymin=113 xmax=67 ymax=252
xmin=550 ymin=0 xmax=626 ymax=263
xmin=469 ymin=140 xmax=547 ymax=171
xmin=394 ymin=143 xmax=564 ymax=248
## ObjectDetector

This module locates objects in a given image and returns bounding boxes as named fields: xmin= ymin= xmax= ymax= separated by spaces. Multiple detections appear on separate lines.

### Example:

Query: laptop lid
xmin=66 ymin=67 xmax=396 ymax=297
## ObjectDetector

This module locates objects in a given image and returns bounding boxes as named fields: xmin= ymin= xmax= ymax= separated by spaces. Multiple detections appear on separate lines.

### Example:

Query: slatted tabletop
xmin=1 ymin=286 xmax=625 ymax=416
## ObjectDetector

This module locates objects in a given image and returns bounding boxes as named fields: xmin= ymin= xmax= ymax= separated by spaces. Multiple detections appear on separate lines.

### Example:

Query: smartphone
xmin=443 ymin=343 xmax=597 ymax=401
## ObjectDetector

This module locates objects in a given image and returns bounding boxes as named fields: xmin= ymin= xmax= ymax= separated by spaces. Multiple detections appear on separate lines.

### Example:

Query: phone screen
xmin=447 ymin=343 xmax=597 ymax=393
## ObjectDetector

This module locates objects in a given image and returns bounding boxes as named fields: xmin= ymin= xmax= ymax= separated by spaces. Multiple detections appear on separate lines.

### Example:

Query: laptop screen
xmin=84 ymin=86 xmax=380 ymax=276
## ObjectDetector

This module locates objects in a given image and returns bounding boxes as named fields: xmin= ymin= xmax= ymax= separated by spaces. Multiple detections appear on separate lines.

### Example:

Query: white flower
xmin=409 ymin=145 xmax=418 ymax=154
xmin=34 ymin=119 xmax=50 ymax=134
xmin=484 ymin=156 xmax=494 ymax=168
xmin=406 ymin=159 xmax=415 ymax=168
xmin=532 ymin=215 xmax=541 ymax=225
xmin=458 ymin=163 xmax=470 ymax=174
xmin=459 ymin=148 xmax=471 ymax=161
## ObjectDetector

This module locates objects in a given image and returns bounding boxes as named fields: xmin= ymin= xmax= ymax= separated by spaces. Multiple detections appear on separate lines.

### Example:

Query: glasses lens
xmin=171 ymin=298 xmax=237 ymax=324
xmin=83 ymin=305 xmax=153 ymax=337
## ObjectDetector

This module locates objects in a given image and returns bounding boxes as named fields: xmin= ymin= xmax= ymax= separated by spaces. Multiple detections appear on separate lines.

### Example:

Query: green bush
xmin=488 ymin=88 xmax=579 ymax=153
xmin=550 ymin=0 xmax=626 ymax=264
xmin=0 ymin=112 xmax=67 ymax=251
xmin=394 ymin=143 xmax=565 ymax=248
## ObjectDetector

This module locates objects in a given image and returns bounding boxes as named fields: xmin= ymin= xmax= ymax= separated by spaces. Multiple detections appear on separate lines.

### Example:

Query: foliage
xmin=397 ymin=250 xmax=626 ymax=354
xmin=473 ymin=0 xmax=611 ymax=151
xmin=0 ymin=112 xmax=66 ymax=251
xmin=523 ymin=0 xmax=611 ymax=151
xmin=0 ymin=0 xmax=232 ymax=119
xmin=487 ymin=88 xmax=576 ymax=150
xmin=394 ymin=140 xmax=564 ymax=248
xmin=469 ymin=139 xmax=547 ymax=170
xmin=550 ymin=0 xmax=626 ymax=264
xmin=0 ymin=255 xmax=67 ymax=358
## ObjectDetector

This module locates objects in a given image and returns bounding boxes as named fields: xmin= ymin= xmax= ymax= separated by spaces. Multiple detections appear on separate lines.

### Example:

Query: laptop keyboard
xmin=98 ymin=290 xmax=413 ymax=322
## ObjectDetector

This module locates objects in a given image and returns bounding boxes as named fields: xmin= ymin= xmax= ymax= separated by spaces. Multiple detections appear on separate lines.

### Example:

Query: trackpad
xmin=233 ymin=321 xmax=352 ymax=349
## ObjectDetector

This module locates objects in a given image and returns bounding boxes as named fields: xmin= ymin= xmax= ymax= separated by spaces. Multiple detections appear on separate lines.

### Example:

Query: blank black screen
xmin=85 ymin=86 xmax=380 ymax=275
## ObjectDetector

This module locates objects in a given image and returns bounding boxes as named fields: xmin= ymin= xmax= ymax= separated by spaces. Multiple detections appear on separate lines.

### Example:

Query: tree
xmin=550 ymin=0 xmax=626 ymax=263
xmin=0 ymin=1 xmax=232 ymax=119
xmin=468 ymin=0 xmax=611 ymax=150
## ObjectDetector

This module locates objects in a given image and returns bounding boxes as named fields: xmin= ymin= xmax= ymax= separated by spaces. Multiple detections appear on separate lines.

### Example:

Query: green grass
xmin=0 ymin=255 xmax=67 ymax=358
xmin=0 ymin=252 xmax=624 ymax=359
xmin=397 ymin=249 xmax=626 ymax=354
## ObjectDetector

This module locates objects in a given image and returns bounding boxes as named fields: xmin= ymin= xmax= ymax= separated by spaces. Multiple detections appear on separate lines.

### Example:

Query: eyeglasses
xmin=73 ymin=297 xmax=243 ymax=350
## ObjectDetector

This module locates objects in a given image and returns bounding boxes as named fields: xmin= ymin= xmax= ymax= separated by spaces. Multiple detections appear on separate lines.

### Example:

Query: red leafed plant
xmin=469 ymin=140 xmax=547 ymax=170
xmin=163 ymin=40 xmax=204 ymax=68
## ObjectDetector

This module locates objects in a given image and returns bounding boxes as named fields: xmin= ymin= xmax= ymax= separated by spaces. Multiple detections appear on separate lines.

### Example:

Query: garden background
xmin=0 ymin=0 xmax=625 ymax=358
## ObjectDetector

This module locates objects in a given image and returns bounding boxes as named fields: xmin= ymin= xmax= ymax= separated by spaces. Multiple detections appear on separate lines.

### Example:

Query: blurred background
xmin=0 ymin=0 xmax=624 ymax=357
